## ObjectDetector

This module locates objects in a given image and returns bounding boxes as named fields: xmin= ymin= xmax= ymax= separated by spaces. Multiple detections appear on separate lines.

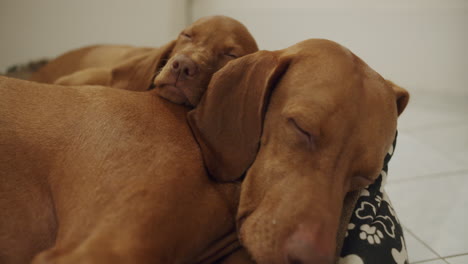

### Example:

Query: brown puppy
xmin=30 ymin=15 xmax=258 ymax=107
xmin=29 ymin=45 xmax=154 ymax=83
xmin=188 ymin=39 xmax=409 ymax=264
xmin=153 ymin=15 xmax=258 ymax=106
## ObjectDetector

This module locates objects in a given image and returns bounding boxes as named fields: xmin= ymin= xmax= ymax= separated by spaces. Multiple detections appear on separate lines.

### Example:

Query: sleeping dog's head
xmin=188 ymin=39 xmax=409 ymax=263
xmin=153 ymin=15 xmax=258 ymax=107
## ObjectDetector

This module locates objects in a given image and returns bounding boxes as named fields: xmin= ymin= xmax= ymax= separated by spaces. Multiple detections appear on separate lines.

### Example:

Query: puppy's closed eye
xmin=181 ymin=32 xmax=192 ymax=39
xmin=222 ymin=47 xmax=239 ymax=59
xmin=225 ymin=53 xmax=238 ymax=59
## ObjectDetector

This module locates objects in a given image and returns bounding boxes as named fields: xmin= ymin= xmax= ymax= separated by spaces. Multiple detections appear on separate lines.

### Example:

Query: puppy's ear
xmin=386 ymin=80 xmax=409 ymax=116
xmin=111 ymin=40 xmax=176 ymax=91
xmin=188 ymin=51 xmax=289 ymax=182
xmin=153 ymin=40 xmax=176 ymax=78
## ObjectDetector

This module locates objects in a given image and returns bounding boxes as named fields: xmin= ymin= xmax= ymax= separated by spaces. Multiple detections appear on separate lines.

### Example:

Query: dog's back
xmin=0 ymin=77 xmax=78 ymax=263
xmin=0 ymin=77 xmax=238 ymax=263
xmin=28 ymin=45 xmax=153 ymax=84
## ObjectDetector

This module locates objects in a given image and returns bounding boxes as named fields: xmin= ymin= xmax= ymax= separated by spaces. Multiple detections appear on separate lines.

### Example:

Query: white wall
xmin=0 ymin=0 xmax=187 ymax=71
xmin=191 ymin=0 xmax=468 ymax=94
xmin=2 ymin=0 xmax=466 ymax=94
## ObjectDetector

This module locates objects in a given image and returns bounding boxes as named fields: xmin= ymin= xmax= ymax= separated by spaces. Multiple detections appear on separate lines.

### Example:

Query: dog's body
xmin=29 ymin=45 xmax=152 ymax=84
xmin=0 ymin=78 xmax=244 ymax=264
xmin=29 ymin=16 xmax=258 ymax=107
xmin=0 ymin=39 xmax=408 ymax=264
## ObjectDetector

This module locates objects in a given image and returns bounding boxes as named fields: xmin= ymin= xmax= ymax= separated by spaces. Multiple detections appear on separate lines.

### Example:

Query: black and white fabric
xmin=339 ymin=132 xmax=408 ymax=264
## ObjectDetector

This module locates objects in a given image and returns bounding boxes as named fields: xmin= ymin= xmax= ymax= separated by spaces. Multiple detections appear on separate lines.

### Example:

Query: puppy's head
xmin=153 ymin=15 xmax=258 ymax=107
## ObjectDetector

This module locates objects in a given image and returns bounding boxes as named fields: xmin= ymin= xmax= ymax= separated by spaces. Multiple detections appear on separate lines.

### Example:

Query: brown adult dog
xmin=30 ymin=15 xmax=258 ymax=107
xmin=0 ymin=39 xmax=408 ymax=264
xmin=0 ymin=77 xmax=246 ymax=264
xmin=188 ymin=39 xmax=409 ymax=264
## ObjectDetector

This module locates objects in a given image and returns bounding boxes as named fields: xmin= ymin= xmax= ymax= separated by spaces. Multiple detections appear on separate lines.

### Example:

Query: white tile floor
xmin=385 ymin=89 xmax=468 ymax=264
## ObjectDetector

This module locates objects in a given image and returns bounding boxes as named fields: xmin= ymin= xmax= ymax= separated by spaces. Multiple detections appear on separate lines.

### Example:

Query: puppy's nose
xmin=284 ymin=226 xmax=334 ymax=264
xmin=171 ymin=55 xmax=197 ymax=78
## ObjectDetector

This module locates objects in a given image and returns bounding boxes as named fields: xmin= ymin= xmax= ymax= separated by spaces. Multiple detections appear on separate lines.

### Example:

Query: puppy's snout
xmin=171 ymin=55 xmax=197 ymax=79
xmin=284 ymin=225 xmax=334 ymax=264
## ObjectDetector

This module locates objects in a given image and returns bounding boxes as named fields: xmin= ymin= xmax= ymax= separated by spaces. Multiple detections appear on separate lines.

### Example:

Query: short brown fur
xmin=30 ymin=16 xmax=258 ymax=107
xmin=189 ymin=39 xmax=409 ymax=264
xmin=1 ymin=39 xmax=408 ymax=264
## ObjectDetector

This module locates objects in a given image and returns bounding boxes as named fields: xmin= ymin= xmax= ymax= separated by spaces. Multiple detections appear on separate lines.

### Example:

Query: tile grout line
xmin=404 ymin=227 xmax=446 ymax=263
xmin=399 ymin=119 xmax=467 ymax=131
xmin=400 ymin=126 xmax=468 ymax=166
xmin=387 ymin=169 xmax=468 ymax=185
xmin=442 ymin=252 xmax=468 ymax=262
xmin=399 ymin=122 xmax=468 ymax=134
xmin=411 ymin=257 xmax=445 ymax=264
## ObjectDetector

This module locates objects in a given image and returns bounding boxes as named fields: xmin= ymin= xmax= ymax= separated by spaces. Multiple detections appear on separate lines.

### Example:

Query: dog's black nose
xmin=171 ymin=55 xmax=197 ymax=78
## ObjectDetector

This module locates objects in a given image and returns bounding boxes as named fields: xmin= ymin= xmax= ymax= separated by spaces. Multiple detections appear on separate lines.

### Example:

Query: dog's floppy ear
xmin=188 ymin=51 xmax=289 ymax=182
xmin=386 ymin=80 xmax=410 ymax=116
xmin=111 ymin=40 xmax=176 ymax=91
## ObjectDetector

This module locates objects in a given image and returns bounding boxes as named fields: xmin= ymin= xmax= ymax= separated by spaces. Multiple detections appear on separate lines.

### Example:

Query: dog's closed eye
xmin=288 ymin=118 xmax=315 ymax=150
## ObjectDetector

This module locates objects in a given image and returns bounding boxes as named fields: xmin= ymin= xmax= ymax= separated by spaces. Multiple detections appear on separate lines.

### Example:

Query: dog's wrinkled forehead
xmin=270 ymin=39 xmax=398 ymax=140
xmin=275 ymin=40 xmax=360 ymax=103
xmin=189 ymin=15 xmax=245 ymax=36
xmin=183 ymin=16 xmax=257 ymax=54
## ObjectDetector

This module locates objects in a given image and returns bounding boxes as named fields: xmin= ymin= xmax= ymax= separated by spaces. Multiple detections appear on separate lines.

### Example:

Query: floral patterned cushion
xmin=340 ymin=132 xmax=408 ymax=264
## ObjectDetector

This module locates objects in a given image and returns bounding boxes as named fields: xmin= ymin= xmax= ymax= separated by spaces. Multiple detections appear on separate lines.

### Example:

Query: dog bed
xmin=340 ymin=132 xmax=408 ymax=264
